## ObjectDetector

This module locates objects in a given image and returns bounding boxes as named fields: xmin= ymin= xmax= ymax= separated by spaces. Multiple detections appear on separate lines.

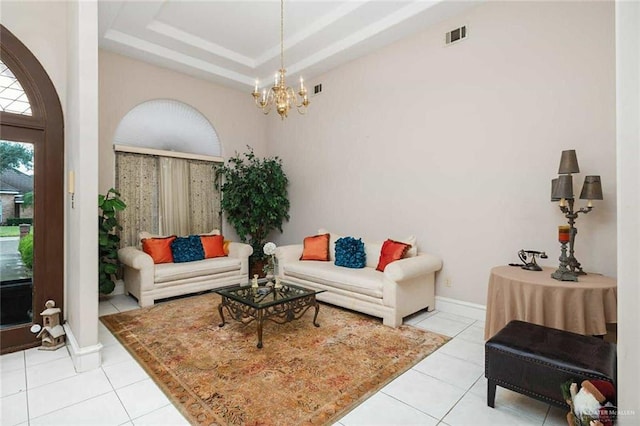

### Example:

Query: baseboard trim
xmin=435 ymin=296 xmax=486 ymax=321
xmin=64 ymin=323 xmax=103 ymax=372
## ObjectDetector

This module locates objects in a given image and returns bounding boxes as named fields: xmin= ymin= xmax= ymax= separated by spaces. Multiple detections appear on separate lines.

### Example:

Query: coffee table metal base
xmin=217 ymin=293 xmax=320 ymax=348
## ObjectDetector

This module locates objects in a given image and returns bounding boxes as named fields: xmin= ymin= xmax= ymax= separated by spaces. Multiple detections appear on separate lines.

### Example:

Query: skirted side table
xmin=484 ymin=265 xmax=617 ymax=340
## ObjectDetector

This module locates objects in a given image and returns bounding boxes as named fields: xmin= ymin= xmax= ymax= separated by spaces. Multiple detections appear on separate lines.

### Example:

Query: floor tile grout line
xmin=24 ymin=350 xmax=31 ymax=426
xmin=377 ymin=389 xmax=442 ymax=423
xmin=438 ymin=372 xmax=486 ymax=423
xmin=23 ymin=359 xmax=79 ymax=392
xmin=111 ymin=379 xmax=136 ymax=423
xmin=27 ymin=388 xmax=115 ymax=422
xmin=542 ymin=405 xmax=552 ymax=426
xmin=409 ymin=366 xmax=484 ymax=393
xmin=127 ymin=401 xmax=173 ymax=424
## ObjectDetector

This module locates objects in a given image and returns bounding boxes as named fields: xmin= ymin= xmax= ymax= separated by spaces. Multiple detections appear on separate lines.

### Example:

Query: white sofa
xmin=275 ymin=229 xmax=442 ymax=327
xmin=118 ymin=242 xmax=253 ymax=307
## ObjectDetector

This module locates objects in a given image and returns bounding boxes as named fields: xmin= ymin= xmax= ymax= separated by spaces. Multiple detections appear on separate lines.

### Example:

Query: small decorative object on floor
xmin=35 ymin=300 xmax=66 ymax=351
xmin=561 ymin=379 xmax=616 ymax=426
xmin=552 ymin=225 xmax=578 ymax=282
xmin=262 ymin=241 xmax=277 ymax=283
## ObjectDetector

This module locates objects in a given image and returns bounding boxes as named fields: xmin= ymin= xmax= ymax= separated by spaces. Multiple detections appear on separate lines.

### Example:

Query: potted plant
xmin=216 ymin=147 xmax=290 ymax=276
xmin=98 ymin=188 xmax=126 ymax=294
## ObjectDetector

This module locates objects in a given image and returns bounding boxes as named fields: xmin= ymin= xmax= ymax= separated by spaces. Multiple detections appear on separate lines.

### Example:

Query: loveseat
xmin=118 ymin=232 xmax=252 ymax=307
xmin=275 ymin=229 xmax=442 ymax=327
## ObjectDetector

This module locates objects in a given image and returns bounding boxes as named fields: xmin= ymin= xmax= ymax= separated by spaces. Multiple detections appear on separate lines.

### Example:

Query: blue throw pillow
xmin=334 ymin=237 xmax=366 ymax=269
xmin=171 ymin=235 xmax=205 ymax=263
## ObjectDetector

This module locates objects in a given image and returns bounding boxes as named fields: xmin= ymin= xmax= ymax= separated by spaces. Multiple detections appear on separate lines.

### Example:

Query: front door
xmin=0 ymin=25 xmax=64 ymax=354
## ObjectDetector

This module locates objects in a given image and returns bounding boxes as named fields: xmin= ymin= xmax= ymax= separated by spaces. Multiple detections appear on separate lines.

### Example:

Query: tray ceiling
xmin=99 ymin=0 xmax=481 ymax=91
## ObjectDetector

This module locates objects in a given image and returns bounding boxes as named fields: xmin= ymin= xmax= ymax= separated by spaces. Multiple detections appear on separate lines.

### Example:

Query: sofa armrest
xmin=118 ymin=246 xmax=154 ymax=270
xmin=383 ymin=253 xmax=443 ymax=282
xmin=275 ymin=244 xmax=303 ymax=264
xmin=227 ymin=242 xmax=253 ymax=259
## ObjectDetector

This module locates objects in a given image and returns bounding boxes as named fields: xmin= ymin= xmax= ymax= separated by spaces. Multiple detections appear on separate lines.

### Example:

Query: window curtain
xmin=159 ymin=157 xmax=191 ymax=236
xmin=115 ymin=152 xmax=159 ymax=247
xmin=115 ymin=151 xmax=222 ymax=248
xmin=189 ymin=160 xmax=221 ymax=234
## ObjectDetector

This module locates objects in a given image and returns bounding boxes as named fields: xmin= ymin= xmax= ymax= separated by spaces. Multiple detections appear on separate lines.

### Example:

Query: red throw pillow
xmin=201 ymin=235 xmax=226 ymax=258
xmin=142 ymin=236 xmax=176 ymax=264
xmin=376 ymin=239 xmax=412 ymax=271
xmin=300 ymin=233 xmax=330 ymax=261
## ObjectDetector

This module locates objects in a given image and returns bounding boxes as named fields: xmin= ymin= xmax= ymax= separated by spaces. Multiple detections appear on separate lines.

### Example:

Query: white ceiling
xmin=98 ymin=0 xmax=481 ymax=91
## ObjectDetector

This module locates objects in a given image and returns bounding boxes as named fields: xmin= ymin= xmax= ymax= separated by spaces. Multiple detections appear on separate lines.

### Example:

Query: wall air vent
xmin=313 ymin=83 xmax=322 ymax=96
xmin=446 ymin=25 xmax=467 ymax=45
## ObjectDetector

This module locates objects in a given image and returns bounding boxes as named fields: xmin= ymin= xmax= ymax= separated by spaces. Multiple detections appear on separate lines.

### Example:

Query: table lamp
xmin=550 ymin=150 xmax=603 ymax=278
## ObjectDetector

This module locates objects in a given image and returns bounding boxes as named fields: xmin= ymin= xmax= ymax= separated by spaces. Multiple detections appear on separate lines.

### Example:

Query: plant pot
xmin=249 ymin=258 xmax=267 ymax=279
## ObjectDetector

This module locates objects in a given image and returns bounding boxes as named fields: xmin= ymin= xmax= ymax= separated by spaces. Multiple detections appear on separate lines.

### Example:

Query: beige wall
xmin=1 ymin=1 xmax=68 ymax=113
xmin=268 ymin=1 xmax=616 ymax=306
xmin=98 ymin=51 xmax=268 ymax=241
xmin=98 ymin=51 xmax=268 ymax=190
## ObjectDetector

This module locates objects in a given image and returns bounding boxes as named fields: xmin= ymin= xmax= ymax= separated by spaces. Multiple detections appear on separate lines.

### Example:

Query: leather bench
xmin=485 ymin=320 xmax=616 ymax=408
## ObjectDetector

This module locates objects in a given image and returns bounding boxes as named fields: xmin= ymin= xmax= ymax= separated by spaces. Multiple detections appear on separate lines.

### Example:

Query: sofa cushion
xmin=377 ymin=239 xmax=412 ymax=271
xmin=139 ymin=229 xmax=220 ymax=248
xmin=300 ymin=233 xmax=330 ymax=261
xmin=319 ymin=228 xmax=417 ymax=267
xmin=171 ymin=235 xmax=205 ymax=263
xmin=154 ymin=257 xmax=241 ymax=284
xmin=335 ymin=237 xmax=366 ymax=268
xmin=142 ymin=236 xmax=176 ymax=264
xmin=201 ymin=235 xmax=226 ymax=259
xmin=284 ymin=261 xmax=384 ymax=298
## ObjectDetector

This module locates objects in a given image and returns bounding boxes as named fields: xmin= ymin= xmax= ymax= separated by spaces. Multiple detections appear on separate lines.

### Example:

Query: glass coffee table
xmin=216 ymin=280 xmax=325 ymax=348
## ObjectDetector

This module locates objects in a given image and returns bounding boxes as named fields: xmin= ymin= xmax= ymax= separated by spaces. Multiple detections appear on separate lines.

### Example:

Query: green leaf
xmin=217 ymin=146 xmax=290 ymax=249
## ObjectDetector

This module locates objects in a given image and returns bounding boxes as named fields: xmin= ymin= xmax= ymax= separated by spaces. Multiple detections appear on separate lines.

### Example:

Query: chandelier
xmin=251 ymin=0 xmax=309 ymax=119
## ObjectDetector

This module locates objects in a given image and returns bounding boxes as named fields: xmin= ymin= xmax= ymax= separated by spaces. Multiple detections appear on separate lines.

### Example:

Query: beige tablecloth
xmin=484 ymin=265 xmax=617 ymax=340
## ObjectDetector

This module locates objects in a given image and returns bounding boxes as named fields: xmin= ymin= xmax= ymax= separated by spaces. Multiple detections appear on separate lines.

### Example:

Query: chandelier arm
xmin=251 ymin=0 xmax=309 ymax=118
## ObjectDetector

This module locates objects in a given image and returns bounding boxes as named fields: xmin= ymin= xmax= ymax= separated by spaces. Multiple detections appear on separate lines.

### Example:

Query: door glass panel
xmin=0 ymin=140 xmax=34 ymax=328
xmin=0 ymin=59 xmax=32 ymax=116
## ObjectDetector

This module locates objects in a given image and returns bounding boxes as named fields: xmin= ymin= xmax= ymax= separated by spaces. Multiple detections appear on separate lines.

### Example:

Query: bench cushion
xmin=485 ymin=320 xmax=616 ymax=408
xmin=154 ymin=257 xmax=240 ymax=284
xmin=283 ymin=261 xmax=384 ymax=298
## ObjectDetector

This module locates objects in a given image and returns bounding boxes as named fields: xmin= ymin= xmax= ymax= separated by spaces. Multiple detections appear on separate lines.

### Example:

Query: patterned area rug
xmin=101 ymin=292 xmax=448 ymax=425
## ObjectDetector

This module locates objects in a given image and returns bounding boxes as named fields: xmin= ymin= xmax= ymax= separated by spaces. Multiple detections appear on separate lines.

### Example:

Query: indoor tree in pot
xmin=216 ymin=146 xmax=290 ymax=277
xmin=98 ymin=188 xmax=126 ymax=294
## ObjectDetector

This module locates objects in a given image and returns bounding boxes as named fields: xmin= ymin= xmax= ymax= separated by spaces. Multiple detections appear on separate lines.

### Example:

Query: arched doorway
xmin=0 ymin=25 xmax=64 ymax=353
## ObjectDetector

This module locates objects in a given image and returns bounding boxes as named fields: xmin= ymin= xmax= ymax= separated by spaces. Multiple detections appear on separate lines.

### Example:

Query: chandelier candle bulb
xmin=250 ymin=0 xmax=309 ymax=119
xmin=254 ymin=80 xmax=259 ymax=92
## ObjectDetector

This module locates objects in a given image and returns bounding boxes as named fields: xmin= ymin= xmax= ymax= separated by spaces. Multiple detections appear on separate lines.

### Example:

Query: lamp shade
xmin=579 ymin=175 xmax=603 ymax=200
xmin=551 ymin=178 xmax=561 ymax=201
xmin=558 ymin=149 xmax=580 ymax=174
xmin=554 ymin=174 xmax=574 ymax=199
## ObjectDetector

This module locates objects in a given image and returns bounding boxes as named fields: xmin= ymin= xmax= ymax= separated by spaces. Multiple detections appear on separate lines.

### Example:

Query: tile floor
xmin=1 ymin=294 xmax=569 ymax=425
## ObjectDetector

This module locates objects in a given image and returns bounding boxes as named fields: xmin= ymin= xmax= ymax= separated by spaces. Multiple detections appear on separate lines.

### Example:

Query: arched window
xmin=0 ymin=25 xmax=64 ymax=354
xmin=113 ymin=100 xmax=223 ymax=247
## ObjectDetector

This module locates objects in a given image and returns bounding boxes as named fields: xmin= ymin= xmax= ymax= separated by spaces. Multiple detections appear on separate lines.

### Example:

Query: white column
xmin=616 ymin=1 xmax=640 ymax=423
xmin=65 ymin=0 xmax=102 ymax=371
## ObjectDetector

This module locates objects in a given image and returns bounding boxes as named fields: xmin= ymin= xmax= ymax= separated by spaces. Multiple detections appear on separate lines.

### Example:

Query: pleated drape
xmin=115 ymin=151 xmax=221 ymax=247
